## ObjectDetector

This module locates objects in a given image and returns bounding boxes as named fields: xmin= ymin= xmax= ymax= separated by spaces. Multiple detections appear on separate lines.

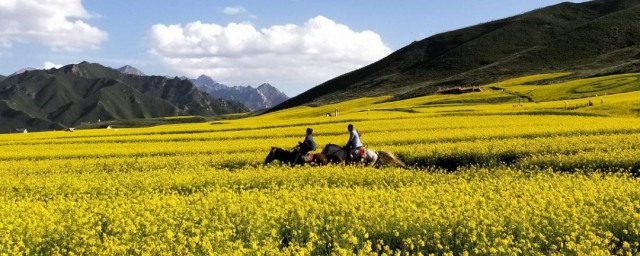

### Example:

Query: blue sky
xmin=0 ymin=0 xmax=583 ymax=96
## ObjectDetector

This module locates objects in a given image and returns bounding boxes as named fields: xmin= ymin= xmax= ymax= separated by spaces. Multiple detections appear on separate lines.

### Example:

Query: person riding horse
xmin=345 ymin=124 xmax=363 ymax=163
xmin=293 ymin=128 xmax=317 ymax=166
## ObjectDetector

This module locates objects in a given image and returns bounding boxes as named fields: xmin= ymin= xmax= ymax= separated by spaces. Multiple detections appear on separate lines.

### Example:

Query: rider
xmin=345 ymin=124 xmax=363 ymax=163
xmin=293 ymin=128 xmax=316 ymax=166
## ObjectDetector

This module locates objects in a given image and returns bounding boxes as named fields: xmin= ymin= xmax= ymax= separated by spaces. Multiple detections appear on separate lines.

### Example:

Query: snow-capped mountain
xmin=190 ymin=75 xmax=289 ymax=110
xmin=116 ymin=65 xmax=146 ymax=76
xmin=10 ymin=67 xmax=37 ymax=76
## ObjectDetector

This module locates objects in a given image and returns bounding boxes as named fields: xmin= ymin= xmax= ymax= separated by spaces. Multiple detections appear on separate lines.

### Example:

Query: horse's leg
xmin=343 ymin=151 xmax=351 ymax=165
xmin=331 ymin=155 xmax=341 ymax=164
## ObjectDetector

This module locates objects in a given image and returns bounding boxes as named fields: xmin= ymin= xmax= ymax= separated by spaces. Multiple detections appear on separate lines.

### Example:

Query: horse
xmin=321 ymin=143 xmax=406 ymax=167
xmin=264 ymin=147 xmax=328 ymax=166
xmin=321 ymin=144 xmax=377 ymax=166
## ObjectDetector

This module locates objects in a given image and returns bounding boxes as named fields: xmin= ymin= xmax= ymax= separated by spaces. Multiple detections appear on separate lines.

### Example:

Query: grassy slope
xmin=262 ymin=72 xmax=640 ymax=119
xmin=491 ymin=73 xmax=640 ymax=102
xmin=272 ymin=0 xmax=640 ymax=111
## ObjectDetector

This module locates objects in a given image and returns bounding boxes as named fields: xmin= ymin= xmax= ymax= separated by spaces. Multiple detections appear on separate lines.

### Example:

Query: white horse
xmin=321 ymin=144 xmax=405 ymax=167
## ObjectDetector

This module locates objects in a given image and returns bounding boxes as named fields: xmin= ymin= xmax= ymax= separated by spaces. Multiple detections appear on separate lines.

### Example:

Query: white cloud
xmin=43 ymin=61 xmax=62 ymax=69
xmin=0 ymin=0 xmax=107 ymax=52
xmin=149 ymin=16 xmax=392 ymax=93
xmin=222 ymin=6 xmax=247 ymax=15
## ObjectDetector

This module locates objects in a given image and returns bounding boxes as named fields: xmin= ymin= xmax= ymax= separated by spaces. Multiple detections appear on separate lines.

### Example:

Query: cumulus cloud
xmin=222 ymin=6 xmax=247 ymax=15
xmin=43 ymin=61 xmax=63 ymax=69
xmin=0 ymin=0 xmax=107 ymax=52
xmin=149 ymin=16 xmax=392 ymax=93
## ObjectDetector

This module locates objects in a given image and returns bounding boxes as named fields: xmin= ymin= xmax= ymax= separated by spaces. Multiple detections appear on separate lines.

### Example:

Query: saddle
xmin=357 ymin=148 xmax=366 ymax=158
xmin=304 ymin=153 xmax=314 ymax=162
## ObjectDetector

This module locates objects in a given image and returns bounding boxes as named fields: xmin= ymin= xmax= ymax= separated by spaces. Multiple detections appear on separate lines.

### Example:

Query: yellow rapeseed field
xmin=1 ymin=78 xmax=640 ymax=254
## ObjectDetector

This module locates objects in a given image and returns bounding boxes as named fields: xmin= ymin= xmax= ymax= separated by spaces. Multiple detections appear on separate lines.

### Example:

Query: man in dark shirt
xmin=293 ymin=128 xmax=316 ymax=166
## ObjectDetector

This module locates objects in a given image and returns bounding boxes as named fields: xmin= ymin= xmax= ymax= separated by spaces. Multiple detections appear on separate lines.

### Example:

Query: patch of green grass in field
xmin=494 ymin=73 xmax=640 ymax=102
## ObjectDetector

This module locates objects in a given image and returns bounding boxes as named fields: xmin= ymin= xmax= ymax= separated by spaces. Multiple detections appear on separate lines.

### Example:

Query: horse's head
xmin=322 ymin=144 xmax=341 ymax=155
xmin=264 ymin=147 xmax=278 ymax=165
xmin=322 ymin=144 xmax=347 ymax=162
xmin=321 ymin=144 xmax=330 ymax=154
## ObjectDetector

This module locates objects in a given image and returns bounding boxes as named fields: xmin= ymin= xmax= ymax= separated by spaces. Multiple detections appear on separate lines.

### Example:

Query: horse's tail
xmin=375 ymin=150 xmax=406 ymax=167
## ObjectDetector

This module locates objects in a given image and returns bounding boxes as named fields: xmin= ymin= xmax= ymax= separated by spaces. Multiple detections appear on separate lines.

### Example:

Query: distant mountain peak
xmin=117 ymin=65 xmax=146 ymax=76
xmin=195 ymin=74 xmax=215 ymax=83
xmin=256 ymin=83 xmax=286 ymax=96
xmin=193 ymin=74 xmax=228 ymax=91
xmin=257 ymin=83 xmax=275 ymax=90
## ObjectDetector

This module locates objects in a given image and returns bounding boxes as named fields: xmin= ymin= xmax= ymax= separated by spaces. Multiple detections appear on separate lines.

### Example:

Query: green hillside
xmin=272 ymin=0 xmax=640 ymax=111
xmin=0 ymin=62 xmax=248 ymax=132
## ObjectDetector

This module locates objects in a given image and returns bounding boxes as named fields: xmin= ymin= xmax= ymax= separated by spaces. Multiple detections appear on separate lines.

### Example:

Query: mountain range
xmin=0 ymin=62 xmax=248 ymax=132
xmin=271 ymin=0 xmax=640 ymax=111
xmin=189 ymin=75 xmax=289 ymax=111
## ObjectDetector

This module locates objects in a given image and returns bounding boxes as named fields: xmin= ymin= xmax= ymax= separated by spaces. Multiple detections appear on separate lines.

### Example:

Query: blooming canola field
xmin=1 ymin=75 xmax=640 ymax=254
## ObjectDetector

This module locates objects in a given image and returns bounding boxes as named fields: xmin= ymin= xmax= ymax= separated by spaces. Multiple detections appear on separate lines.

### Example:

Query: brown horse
xmin=264 ymin=147 xmax=328 ymax=166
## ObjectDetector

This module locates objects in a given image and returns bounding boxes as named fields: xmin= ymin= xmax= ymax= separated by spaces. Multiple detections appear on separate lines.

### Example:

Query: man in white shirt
xmin=345 ymin=124 xmax=363 ymax=163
